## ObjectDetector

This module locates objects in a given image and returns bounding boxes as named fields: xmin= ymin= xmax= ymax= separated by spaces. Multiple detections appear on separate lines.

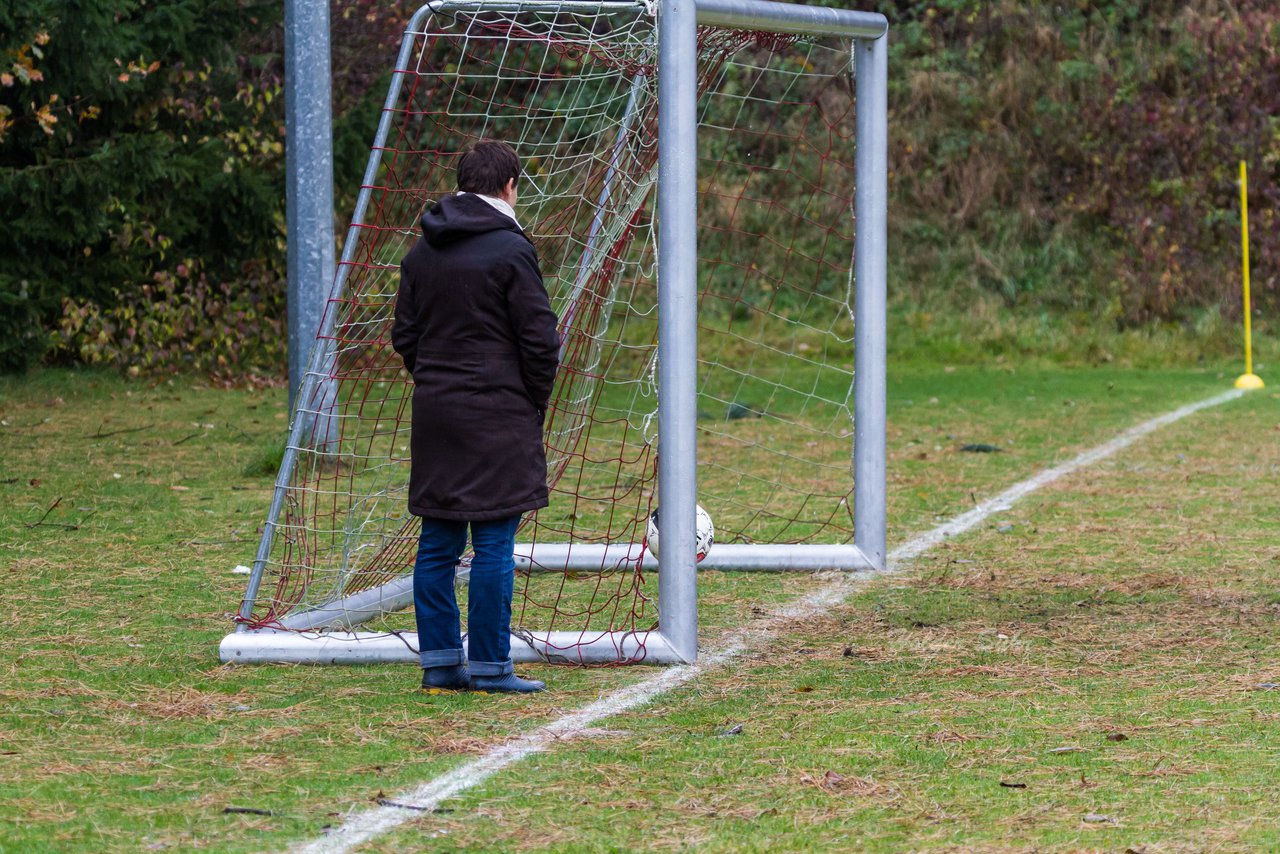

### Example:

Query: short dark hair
xmin=456 ymin=140 xmax=520 ymax=195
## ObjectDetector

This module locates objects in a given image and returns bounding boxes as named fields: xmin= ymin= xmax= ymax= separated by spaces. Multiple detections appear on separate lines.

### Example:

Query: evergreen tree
xmin=0 ymin=0 xmax=283 ymax=372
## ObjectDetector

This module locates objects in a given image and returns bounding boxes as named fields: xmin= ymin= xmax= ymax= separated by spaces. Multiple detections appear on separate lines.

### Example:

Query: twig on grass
xmin=172 ymin=432 xmax=203 ymax=446
xmin=223 ymin=806 xmax=274 ymax=816
xmin=228 ymin=424 xmax=255 ymax=442
xmin=375 ymin=798 xmax=452 ymax=813
xmin=183 ymin=536 xmax=243 ymax=546
xmin=88 ymin=423 xmax=155 ymax=440
xmin=24 ymin=497 xmax=84 ymax=530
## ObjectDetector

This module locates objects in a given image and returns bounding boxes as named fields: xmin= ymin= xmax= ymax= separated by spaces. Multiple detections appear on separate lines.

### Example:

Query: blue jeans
xmin=413 ymin=515 xmax=520 ymax=676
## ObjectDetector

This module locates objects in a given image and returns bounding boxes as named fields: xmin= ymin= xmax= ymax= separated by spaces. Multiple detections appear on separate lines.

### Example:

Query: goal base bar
xmin=241 ymin=544 xmax=876 ymax=635
xmin=516 ymin=542 xmax=878 ymax=572
xmin=219 ymin=628 xmax=690 ymax=665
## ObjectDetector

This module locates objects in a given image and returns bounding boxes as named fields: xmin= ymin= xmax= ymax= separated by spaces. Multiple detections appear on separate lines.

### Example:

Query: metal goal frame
xmin=220 ymin=0 xmax=887 ymax=667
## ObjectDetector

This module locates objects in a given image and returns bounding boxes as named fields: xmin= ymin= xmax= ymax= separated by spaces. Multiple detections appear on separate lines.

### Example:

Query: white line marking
xmin=290 ymin=387 xmax=1244 ymax=854
xmin=887 ymin=388 xmax=1244 ymax=567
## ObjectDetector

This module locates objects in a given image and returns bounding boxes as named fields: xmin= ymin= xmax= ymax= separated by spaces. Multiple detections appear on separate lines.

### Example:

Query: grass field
xmin=1 ymin=364 xmax=1277 ymax=852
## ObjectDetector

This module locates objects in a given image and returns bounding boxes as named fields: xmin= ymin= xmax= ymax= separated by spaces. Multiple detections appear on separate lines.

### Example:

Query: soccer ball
xmin=645 ymin=504 xmax=714 ymax=563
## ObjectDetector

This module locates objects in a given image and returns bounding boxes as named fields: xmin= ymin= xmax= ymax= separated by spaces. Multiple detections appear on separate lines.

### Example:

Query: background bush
xmin=2 ymin=0 xmax=1276 ymax=376
xmin=883 ymin=0 xmax=1278 ymax=331
xmin=0 ymin=0 xmax=287 ymax=374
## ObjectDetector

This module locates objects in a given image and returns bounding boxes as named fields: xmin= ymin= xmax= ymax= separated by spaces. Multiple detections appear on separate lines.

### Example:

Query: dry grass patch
xmin=95 ymin=686 xmax=256 ymax=722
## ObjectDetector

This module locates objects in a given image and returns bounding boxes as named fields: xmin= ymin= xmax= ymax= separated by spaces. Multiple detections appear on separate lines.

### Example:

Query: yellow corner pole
xmin=1235 ymin=160 xmax=1264 ymax=390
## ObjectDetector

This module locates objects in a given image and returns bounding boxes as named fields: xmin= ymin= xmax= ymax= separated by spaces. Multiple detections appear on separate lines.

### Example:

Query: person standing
xmin=392 ymin=140 xmax=560 ymax=693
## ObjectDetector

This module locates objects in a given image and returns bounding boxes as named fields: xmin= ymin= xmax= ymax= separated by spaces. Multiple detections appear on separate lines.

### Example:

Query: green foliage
xmin=53 ymin=257 xmax=284 ymax=379
xmin=1068 ymin=1 xmax=1280 ymax=323
xmin=0 ymin=0 xmax=285 ymax=373
xmin=879 ymin=0 xmax=1279 ymax=328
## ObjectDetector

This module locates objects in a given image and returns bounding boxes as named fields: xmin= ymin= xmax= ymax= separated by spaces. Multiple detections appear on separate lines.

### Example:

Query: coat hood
xmin=421 ymin=193 xmax=524 ymax=248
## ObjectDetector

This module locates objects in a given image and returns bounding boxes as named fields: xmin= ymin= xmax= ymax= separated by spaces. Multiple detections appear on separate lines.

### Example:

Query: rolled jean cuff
xmin=467 ymin=658 xmax=514 ymax=677
xmin=419 ymin=647 xmax=465 ymax=669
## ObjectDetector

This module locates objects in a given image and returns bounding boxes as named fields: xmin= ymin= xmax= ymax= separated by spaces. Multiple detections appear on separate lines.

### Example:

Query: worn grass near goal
xmin=363 ymin=382 xmax=1280 ymax=853
xmin=0 ymin=365 xmax=1273 ymax=852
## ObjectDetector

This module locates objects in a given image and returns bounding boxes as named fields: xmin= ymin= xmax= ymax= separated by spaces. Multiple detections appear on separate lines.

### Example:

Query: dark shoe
xmin=421 ymin=664 xmax=469 ymax=691
xmin=468 ymin=673 xmax=546 ymax=693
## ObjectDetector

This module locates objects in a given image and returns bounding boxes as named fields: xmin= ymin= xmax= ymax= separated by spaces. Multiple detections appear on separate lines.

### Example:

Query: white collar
xmin=462 ymin=192 xmax=520 ymax=229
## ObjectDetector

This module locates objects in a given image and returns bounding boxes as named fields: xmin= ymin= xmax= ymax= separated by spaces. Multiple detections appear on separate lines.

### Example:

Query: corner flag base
xmin=1234 ymin=373 xmax=1265 ymax=390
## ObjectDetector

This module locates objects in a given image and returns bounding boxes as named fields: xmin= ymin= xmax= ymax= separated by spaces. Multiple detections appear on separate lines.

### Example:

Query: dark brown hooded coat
xmin=392 ymin=193 xmax=560 ymax=520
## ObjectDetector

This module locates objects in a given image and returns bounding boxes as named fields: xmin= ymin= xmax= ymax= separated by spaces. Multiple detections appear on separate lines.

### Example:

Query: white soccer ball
xmin=645 ymin=504 xmax=714 ymax=563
